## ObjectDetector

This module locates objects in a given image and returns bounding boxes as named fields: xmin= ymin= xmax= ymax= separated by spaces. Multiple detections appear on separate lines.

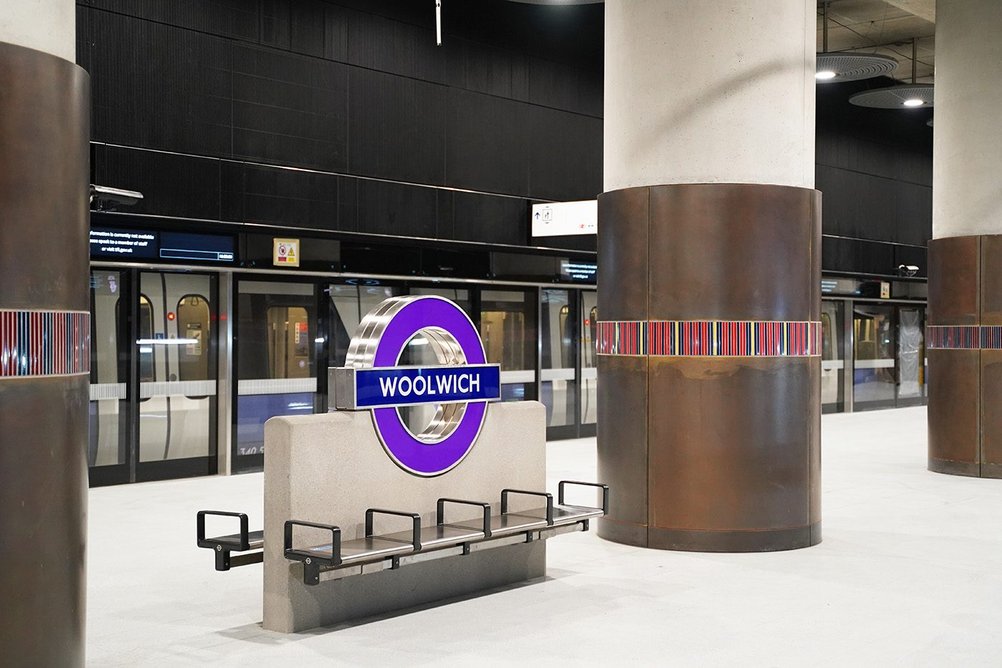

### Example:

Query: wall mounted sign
xmin=331 ymin=296 xmax=501 ymax=477
xmin=530 ymin=200 xmax=597 ymax=237
xmin=273 ymin=238 xmax=300 ymax=267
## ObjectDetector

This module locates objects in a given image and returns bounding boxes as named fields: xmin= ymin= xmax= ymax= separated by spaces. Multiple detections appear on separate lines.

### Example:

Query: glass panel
xmin=236 ymin=280 xmax=317 ymax=457
xmin=541 ymin=288 xmax=577 ymax=429
xmin=480 ymin=289 xmax=537 ymax=401
xmin=138 ymin=272 xmax=216 ymax=462
xmin=897 ymin=306 xmax=926 ymax=401
xmin=580 ymin=291 xmax=597 ymax=424
xmin=329 ymin=284 xmax=404 ymax=367
xmin=852 ymin=304 xmax=896 ymax=410
xmin=821 ymin=300 xmax=845 ymax=412
xmin=89 ymin=270 xmax=127 ymax=467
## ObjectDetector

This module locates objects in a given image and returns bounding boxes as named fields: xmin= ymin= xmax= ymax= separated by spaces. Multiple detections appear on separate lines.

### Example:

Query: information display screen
xmin=90 ymin=227 xmax=235 ymax=263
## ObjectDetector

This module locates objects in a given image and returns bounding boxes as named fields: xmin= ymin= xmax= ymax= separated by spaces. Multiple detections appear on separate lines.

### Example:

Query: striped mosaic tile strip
xmin=597 ymin=320 xmax=822 ymax=357
xmin=0 ymin=310 xmax=90 ymax=378
xmin=927 ymin=325 xmax=1002 ymax=350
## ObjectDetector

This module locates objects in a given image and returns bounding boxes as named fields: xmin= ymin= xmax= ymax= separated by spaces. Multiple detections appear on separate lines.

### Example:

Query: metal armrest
xmin=558 ymin=480 xmax=610 ymax=515
xmin=437 ymin=498 xmax=492 ymax=538
xmin=365 ymin=508 xmax=422 ymax=551
xmin=284 ymin=520 xmax=342 ymax=566
xmin=501 ymin=489 xmax=554 ymax=526
xmin=197 ymin=510 xmax=249 ymax=550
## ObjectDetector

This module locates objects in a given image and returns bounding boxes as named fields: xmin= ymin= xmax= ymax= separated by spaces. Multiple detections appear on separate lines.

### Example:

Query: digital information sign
xmin=90 ymin=228 xmax=235 ymax=263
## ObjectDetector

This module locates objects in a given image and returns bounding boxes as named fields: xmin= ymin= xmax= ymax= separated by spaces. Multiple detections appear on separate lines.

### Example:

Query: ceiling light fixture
xmin=848 ymin=38 xmax=934 ymax=109
xmin=816 ymin=2 xmax=897 ymax=84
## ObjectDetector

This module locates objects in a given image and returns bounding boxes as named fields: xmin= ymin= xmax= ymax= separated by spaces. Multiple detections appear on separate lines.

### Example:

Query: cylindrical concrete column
xmin=928 ymin=0 xmax=1002 ymax=477
xmin=597 ymin=0 xmax=820 ymax=551
xmin=0 ymin=6 xmax=90 ymax=664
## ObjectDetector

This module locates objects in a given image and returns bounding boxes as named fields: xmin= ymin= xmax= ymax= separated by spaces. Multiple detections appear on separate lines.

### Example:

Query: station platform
xmin=88 ymin=406 xmax=1002 ymax=666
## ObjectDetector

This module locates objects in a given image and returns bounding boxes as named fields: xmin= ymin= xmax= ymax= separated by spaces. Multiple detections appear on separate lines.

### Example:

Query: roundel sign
xmin=331 ymin=296 xmax=501 ymax=477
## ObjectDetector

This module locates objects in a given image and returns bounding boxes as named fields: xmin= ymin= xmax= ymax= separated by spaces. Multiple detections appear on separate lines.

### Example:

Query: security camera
xmin=90 ymin=185 xmax=143 ymax=211
xmin=897 ymin=264 xmax=919 ymax=277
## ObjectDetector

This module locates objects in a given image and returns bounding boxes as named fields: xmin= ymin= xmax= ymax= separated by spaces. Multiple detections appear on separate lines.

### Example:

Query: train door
xmin=579 ymin=290 xmax=597 ymax=437
xmin=232 ymin=279 xmax=320 ymax=473
xmin=852 ymin=304 xmax=897 ymax=410
xmin=88 ymin=269 xmax=218 ymax=485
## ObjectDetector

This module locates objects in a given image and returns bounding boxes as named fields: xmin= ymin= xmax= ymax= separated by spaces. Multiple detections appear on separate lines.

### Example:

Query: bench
xmin=197 ymin=480 xmax=608 ymax=584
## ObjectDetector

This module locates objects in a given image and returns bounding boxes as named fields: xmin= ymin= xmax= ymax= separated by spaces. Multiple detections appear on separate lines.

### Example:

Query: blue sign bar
xmin=352 ymin=364 xmax=501 ymax=409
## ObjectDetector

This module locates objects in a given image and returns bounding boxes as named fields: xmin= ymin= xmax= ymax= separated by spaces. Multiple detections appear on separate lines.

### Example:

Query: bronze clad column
xmin=599 ymin=1 xmax=820 ymax=551
xmin=0 ymin=38 xmax=91 ymax=667
xmin=928 ymin=2 xmax=1002 ymax=478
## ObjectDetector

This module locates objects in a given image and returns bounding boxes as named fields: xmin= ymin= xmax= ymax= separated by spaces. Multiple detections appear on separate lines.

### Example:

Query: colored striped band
xmin=927 ymin=325 xmax=1002 ymax=350
xmin=0 ymin=310 xmax=91 ymax=378
xmin=597 ymin=320 xmax=822 ymax=357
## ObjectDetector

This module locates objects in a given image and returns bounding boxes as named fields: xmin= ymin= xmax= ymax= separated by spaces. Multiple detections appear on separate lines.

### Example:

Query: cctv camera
xmin=897 ymin=264 xmax=919 ymax=277
xmin=90 ymin=185 xmax=144 ymax=211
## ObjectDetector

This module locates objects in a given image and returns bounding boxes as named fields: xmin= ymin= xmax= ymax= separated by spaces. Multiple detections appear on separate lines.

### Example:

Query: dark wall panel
xmin=355 ymin=179 xmax=439 ymax=238
xmin=446 ymin=89 xmax=529 ymax=195
xmin=231 ymin=44 xmax=348 ymax=171
xmin=221 ymin=162 xmax=338 ymax=229
xmin=452 ymin=192 xmax=528 ymax=246
xmin=93 ymin=145 xmax=220 ymax=221
xmin=527 ymin=106 xmax=602 ymax=201
xmin=347 ymin=68 xmax=447 ymax=186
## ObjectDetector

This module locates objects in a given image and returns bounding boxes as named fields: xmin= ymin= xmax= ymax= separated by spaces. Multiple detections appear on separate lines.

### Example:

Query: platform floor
xmin=88 ymin=406 xmax=1002 ymax=666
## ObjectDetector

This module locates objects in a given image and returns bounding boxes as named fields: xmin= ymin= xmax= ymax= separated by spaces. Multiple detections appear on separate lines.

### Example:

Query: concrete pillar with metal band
xmin=0 ymin=4 xmax=90 ymax=665
xmin=597 ymin=0 xmax=821 ymax=551
xmin=928 ymin=0 xmax=1002 ymax=478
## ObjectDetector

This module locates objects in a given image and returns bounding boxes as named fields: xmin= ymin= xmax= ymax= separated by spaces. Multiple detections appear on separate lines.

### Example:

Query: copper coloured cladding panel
xmin=928 ymin=236 xmax=979 ymax=326
xmin=598 ymin=188 xmax=650 ymax=322
xmin=647 ymin=356 xmax=819 ymax=534
xmin=647 ymin=184 xmax=820 ymax=322
xmin=597 ymin=187 xmax=651 ymax=546
xmin=980 ymin=350 xmax=1002 ymax=476
xmin=596 ymin=355 xmax=649 ymax=546
xmin=981 ymin=236 xmax=1002 ymax=326
xmin=0 ymin=44 xmax=90 ymax=667
xmin=927 ymin=349 xmax=980 ymax=473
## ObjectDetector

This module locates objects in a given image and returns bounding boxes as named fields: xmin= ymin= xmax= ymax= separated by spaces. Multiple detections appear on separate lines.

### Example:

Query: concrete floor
xmin=88 ymin=406 xmax=1002 ymax=666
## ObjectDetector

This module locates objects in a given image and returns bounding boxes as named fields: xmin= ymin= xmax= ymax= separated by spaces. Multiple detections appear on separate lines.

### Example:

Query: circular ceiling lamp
xmin=816 ymin=52 xmax=898 ymax=83
xmin=848 ymin=39 xmax=933 ymax=109
xmin=849 ymin=83 xmax=934 ymax=108
xmin=816 ymin=2 xmax=897 ymax=84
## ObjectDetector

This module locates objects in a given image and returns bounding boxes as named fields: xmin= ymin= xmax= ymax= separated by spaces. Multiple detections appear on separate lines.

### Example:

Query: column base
xmin=598 ymin=519 xmax=822 ymax=552
xmin=929 ymin=458 xmax=1002 ymax=479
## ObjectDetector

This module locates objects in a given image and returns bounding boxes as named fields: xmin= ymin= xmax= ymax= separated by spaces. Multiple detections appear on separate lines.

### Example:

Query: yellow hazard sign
xmin=273 ymin=238 xmax=300 ymax=267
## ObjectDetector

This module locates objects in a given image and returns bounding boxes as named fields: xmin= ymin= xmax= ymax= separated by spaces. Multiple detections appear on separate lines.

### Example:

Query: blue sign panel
xmin=353 ymin=364 xmax=501 ymax=409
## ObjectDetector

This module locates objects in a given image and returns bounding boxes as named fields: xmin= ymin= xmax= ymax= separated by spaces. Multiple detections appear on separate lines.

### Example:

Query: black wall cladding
xmin=79 ymin=1 xmax=932 ymax=268
xmin=77 ymin=0 xmax=603 ymax=249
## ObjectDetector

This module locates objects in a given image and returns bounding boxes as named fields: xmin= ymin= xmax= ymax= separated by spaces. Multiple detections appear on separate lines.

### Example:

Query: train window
xmin=176 ymin=294 xmax=211 ymax=382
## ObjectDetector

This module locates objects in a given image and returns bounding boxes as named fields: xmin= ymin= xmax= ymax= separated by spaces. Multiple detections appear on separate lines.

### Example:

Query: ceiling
xmin=819 ymin=0 xmax=936 ymax=83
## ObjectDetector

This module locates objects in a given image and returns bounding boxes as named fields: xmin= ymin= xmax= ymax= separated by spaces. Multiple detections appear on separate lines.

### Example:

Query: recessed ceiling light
xmin=816 ymin=70 xmax=837 ymax=81
xmin=903 ymin=98 xmax=924 ymax=107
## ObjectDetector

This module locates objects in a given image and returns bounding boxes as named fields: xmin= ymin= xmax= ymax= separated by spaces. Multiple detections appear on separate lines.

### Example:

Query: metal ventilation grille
xmin=849 ymin=83 xmax=935 ymax=109
xmin=816 ymin=53 xmax=898 ymax=83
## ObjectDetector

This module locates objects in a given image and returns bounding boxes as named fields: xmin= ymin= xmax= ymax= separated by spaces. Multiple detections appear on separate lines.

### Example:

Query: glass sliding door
xmin=88 ymin=269 xmax=129 ymax=485
xmin=136 ymin=272 xmax=218 ymax=480
xmin=853 ymin=304 xmax=897 ymax=410
xmin=541 ymin=288 xmax=578 ymax=439
xmin=821 ymin=300 xmax=846 ymax=413
xmin=896 ymin=305 xmax=927 ymax=406
xmin=579 ymin=290 xmax=597 ymax=435
xmin=480 ymin=289 xmax=537 ymax=402
xmin=234 ymin=279 xmax=319 ymax=472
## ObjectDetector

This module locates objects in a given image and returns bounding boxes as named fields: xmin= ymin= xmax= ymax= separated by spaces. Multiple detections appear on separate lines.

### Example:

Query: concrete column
xmin=597 ymin=0 xmax=821 ymax=551
xmin=0 ymin=4 xmax=90 ymax=665
xmin=928 ymin=0 xmax=1002 ymax=477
